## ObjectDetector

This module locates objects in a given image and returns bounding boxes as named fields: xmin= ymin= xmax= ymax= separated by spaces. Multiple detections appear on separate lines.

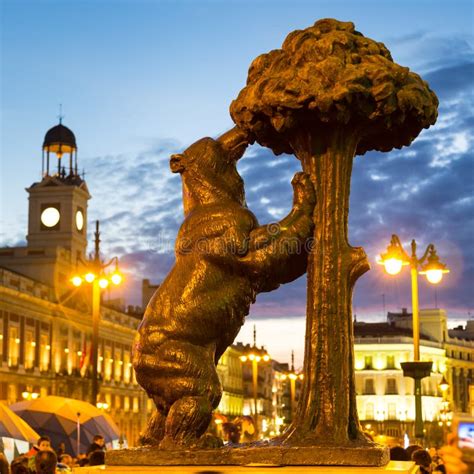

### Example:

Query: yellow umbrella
xmin=0 ymin=402 xmax=39 ymax=443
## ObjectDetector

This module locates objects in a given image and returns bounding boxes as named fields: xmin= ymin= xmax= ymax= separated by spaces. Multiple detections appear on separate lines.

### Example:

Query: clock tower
xmin=0 ymin=121 xmax=91 ymax=288
xmin=26 ymin=121 xmax=90 ymax=262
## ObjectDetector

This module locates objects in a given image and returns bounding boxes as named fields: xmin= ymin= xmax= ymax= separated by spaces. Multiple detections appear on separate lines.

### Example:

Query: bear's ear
xmin=170 ymin=154 xmax=185 ymax=174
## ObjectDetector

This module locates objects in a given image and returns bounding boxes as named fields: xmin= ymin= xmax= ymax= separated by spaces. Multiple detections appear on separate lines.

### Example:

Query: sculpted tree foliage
xmin=231 ymin=18 xmax=438 ymax=446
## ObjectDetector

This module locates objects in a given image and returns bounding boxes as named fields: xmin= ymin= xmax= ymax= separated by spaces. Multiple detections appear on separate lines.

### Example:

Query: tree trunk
xmin=283 ymin=126 xmax=370 ymax=446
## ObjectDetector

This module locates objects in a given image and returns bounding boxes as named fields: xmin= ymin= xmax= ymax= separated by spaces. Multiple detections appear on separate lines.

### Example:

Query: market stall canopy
xmin=9 ymin=396 xmax=120 ymax=456
xmin=0 ymin=403 xmax=39 ymax=443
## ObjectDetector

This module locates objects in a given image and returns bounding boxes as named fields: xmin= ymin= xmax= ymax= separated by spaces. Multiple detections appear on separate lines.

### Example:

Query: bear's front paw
xmin=291 ymin=172 xmax=316 ymax=210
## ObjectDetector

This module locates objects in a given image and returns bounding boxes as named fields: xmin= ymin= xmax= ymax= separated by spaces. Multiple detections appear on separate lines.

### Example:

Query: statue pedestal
xmin=106 ymin=444 xmax=389 ymax=467
xmin=73 ymin=461 xmax=417 ymax=473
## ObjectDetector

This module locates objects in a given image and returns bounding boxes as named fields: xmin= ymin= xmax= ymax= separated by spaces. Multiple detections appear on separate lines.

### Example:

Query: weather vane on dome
xmin=58 ymin=103 xmax=64 ymax=124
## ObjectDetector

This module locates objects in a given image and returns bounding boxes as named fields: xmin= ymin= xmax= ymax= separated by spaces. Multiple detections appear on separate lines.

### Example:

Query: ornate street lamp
xmin=284 ymin=351 xmax=304 ymax=421
xmin=438 ymin=376 xmax=452 ymax=444
xmin=70 ymin=220 xmax=123 ymax=407
xmin=377 ymin=234 xmax=449 ymax=440
xmin=239 ymin=326 xmax=271 ymax=439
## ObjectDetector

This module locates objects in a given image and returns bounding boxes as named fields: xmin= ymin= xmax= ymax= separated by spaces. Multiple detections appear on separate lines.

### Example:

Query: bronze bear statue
xmin=132 ymin=126 xmax=315 ymax=449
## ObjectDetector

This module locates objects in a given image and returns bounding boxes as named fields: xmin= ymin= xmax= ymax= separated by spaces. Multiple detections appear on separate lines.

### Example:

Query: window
xmin=364 ymin=356 xmax=373 ymax=370
xmin=104 ymin=347 xmax=112 ymax=381
xmin=39 ymin=333 xmax=50 ymax=371
xmin=123 ymin=352 xmax=131 ymax=384
xmin=386 ymin=355 xmax=395 ymax=369
xmin=364 ymin=378 xmax=375 ymax=395
xmin=114 ymin=349 xmax=122 ymax=382
xmin=8 ymin=326 xmax=19 ymax=366
xmin=388 ymin=403 xmax=397 ymax=420
xmin=386 ymin=378 xmax=398 ymax=395
xmin=365 ymin=403 xmax=374 ymax=420
xmin=24 ymin=329 xmax=35 ymax=369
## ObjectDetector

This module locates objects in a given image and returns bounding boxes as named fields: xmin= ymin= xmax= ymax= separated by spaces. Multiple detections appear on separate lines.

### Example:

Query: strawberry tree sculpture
xmin=231 ymin=19 xmax=438 ymax=448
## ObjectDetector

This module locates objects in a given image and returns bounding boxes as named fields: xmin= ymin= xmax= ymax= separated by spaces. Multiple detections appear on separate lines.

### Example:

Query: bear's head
xmin=170 ymin=127 xmax=252 ymax=215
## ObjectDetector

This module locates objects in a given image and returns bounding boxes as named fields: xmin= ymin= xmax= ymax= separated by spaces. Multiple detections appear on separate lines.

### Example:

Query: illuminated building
xmin=0 ymin=122 xmax=150 ymax=446
xmin=354 ymin=308 xmax=474 ymax=443
xmin=216 ymin=345 xmax=244 ymax=416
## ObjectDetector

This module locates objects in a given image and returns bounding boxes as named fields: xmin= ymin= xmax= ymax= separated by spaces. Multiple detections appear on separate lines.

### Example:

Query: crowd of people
xmin=0 ymin=435 xmax=106 ymax=474
xmin=389 ymin=435 xmax=469 ymax=474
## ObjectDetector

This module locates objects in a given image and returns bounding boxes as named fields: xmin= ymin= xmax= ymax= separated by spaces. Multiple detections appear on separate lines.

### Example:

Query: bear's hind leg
xmin=159 ymin=396 xmax=222 ymax=449
xmin=140 ymin=394 xmax=169 ymax=446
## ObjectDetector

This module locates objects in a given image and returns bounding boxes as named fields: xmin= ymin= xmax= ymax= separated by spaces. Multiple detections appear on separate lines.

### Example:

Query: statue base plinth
xmin=75 ymin=461 xmax=416 ymax=474
xmin=106 ymin=444 xmax=389 ymax=467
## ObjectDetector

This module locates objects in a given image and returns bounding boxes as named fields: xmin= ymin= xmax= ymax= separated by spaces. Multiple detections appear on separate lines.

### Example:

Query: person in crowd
xmin=56 ymin=454 xmax=73 ymax=473
xmin=406 ymin=444 xmax=423 ymax=461
xmin=412 ymin=449 xmax=433 ymax=474
xmin=56 ymin=443 xmax=66 ymax=458
xmin=89 ymin=451 xmax=105 ymax=466
xmin=0 ymin=452 xmax=9 ymax=474
xmin=438 ymin=434 xmax=469 ymax=474
xmin=86 ymin=435 xmax=105 ymax=455
xmin=35 ymin=450 xmax=57 ymax=474
xmin=58 ymin=454 xmax=73 ymax=468
xmin=390 ymin=446 xmax=410 ymax=461
xmin=77 ymin=453 xmax=89 ymax=467
xmin=28 ymin=436 xmax=53 ymax=472
xmin=10 ymin=456 xmax=29 ymax=474
xmin=27 ymin=436 xmax=52 ymax=458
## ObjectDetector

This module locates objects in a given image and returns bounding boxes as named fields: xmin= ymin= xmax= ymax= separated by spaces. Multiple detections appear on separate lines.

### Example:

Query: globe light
xmin=98 ymin=278 xmax=109 ymax=289
xmin=383 ymin=258 xmax=404 ymax=276
xmin=263 ymin=354 xmax=270 ymax=362
xmin=419 ymin=247 xmax=449 ymax=284
xmin=289 ymin=373 xmax=298 ymax=380
xmin=240 ymin=356 xmax=247 ymax=362
xmin=31 ymin=392 xmax=39 ymax=400
xmin=22 ymin=391 xmax=30 ymax=399
xmin=71 ymin=276 xmax=83 ymax=287
xmin=248 ymin=354 xmax=255 ymax=361
xmin=377 ymin=238 xmax=409 ymax=275
xmin=111 ymin=272 xmax=123 ymax=285
xmin=425 ymin=269 xmax=443 ymax=284
xmin=439 ymin=376 xmax=449 ymax=393
xmin=255 ymin=356 xmax=261 ymax=362
xmin=85 ymin=273 xmax=96 ymax=283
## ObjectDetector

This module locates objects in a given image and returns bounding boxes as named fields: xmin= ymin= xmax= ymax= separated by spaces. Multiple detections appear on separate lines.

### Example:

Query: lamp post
xmin=239 ymin=328 xmax=271 ymax=439
xmin=286 ymin=351 xmax=303 ymax=422
xmin=70 ymin=220 xmax=123 ymax=407
xmin=378 ymin=234 xmax=449 ymax=440
xmin=438 ymin=376 xmax=452 ymax=444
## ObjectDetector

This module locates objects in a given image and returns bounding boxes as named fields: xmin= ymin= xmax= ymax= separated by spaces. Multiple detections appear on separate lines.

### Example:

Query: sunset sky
xmin=1 ymin=0 xmax=473 ymax=366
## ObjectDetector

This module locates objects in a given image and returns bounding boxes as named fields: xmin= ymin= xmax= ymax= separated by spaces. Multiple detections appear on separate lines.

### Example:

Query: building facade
xmin=0 ymin=122 xmax=150 ymax=447
xmin=354 ymin=308 xmax=474 ymax=445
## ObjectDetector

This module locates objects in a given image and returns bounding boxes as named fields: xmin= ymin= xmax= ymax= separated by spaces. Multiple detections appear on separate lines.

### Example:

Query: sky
xmin=1 ymin=0 xmax=473 ymax=366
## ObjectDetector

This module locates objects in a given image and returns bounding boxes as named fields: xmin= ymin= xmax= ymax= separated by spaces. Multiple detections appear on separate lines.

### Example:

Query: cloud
xmin=80 ymin=33 xmax=473 ymax=323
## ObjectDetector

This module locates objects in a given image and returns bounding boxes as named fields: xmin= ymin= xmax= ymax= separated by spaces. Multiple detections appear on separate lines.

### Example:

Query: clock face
xmin=40 ymin=207 xmax=60 ymax=228
xmin=75 ymin=210 xmax=84 ymax=231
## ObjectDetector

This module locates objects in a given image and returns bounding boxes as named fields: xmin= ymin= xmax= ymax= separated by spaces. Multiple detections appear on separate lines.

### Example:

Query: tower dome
xmin=43 ymin=123 xmax=77 ymax=156
xmin=42 ymin=120 xmax=78 ymax=178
